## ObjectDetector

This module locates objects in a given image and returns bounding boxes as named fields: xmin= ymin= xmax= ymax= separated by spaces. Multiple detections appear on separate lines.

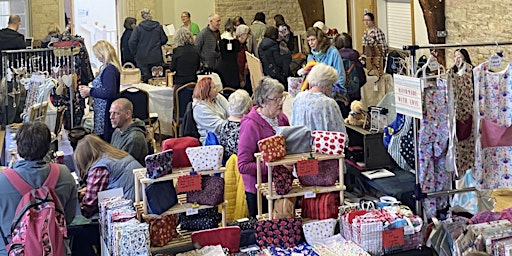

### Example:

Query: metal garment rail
xmin=402 ymin=41 xmax=512 ymax=216
xmin=1 ymin=47 xmax=75 ymax=127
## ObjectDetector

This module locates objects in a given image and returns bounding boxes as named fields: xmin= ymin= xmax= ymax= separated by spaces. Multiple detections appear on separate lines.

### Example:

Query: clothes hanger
xmin=415 ymin=50 xmax=446 ymax=80
xmin=485 ymin=41 xmax=509 ymax=72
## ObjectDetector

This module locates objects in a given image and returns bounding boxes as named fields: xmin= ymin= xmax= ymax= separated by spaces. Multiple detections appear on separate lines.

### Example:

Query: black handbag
xmin=145 ymin=180 xmax=178 ymax=215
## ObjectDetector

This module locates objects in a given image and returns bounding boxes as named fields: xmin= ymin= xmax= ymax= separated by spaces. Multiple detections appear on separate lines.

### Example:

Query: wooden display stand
xmin=133 ymin=167 xmax=226 ymax=253
xmin=255 ymin=153 xmax=345 ymax=220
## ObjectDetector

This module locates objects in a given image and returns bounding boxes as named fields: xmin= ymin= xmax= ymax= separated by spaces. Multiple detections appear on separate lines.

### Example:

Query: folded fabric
xmin=258 ymin=135 xmax=286 ymax=162
xmin=191 ymin=226 xmax=241 ymax=253
xmin=186 ymin=145 xmax=224 ymax=171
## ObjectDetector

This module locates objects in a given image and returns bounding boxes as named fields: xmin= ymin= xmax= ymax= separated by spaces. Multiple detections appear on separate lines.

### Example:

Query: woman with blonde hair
xmin=41 ymin=23 xmax=61 ymax=47
xmin=75 ymin=134 xmax=142 ymax=218
xmin=79 ymin=40 xmax=121 ymax=143
xmin=192 ymin=77 xmax=228 ymax=145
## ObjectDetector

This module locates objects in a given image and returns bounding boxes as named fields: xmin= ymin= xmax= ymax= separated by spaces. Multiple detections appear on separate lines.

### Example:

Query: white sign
xmin=304 ymin=191 xmax=316 ymax=199
xmin=394 ymin=75 xmax=423 ymax=119
xmin=186 ymin=208 xmax=199 ymax=216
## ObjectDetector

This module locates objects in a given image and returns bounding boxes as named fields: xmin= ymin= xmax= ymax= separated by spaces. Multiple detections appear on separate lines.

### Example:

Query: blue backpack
xmin=343 ymin=58 xmax=362 ymax=101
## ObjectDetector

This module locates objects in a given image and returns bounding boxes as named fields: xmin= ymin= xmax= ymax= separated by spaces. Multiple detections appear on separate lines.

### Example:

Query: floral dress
xmin=218 ymin=120 xmax=241 ymax=160
xmin=473 ymin=63 xmax=512 ymax=189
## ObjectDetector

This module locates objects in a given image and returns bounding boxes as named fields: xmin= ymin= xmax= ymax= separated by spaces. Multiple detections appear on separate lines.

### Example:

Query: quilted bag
xmin=145 ymin=149 xmax=173 ymax=179
xmin=298 ymin=159 xmax=339 ymax=186
xmin=185 ymin=145 xmax=224 ymax=171
xmin=120 ymin=62 xmax=141 ymax=85
xmin=111 ymin=220 xmax=150 ymax=256
xmin=186 ymin=175 xmax=225 ymax=206
xmin=272 ymin=165 xmax=293 ymax=195
xmin=145 ymin=180 xmax=178 ymax=215
xmin=311 ymin=131 xmax=346 ymax=155
xmin=179 ymin=208 xmax=222 ymax=231
xmin=301 ymin=192 xmax=340 ymax=220
xmin=191 ymin=226 xmax=241 ymax=253
xmin=145 ymin=214 xmax=178 ymax=247
xmin=254 ymin=218 xmax=302 ymax=249
xmin=302 ymin=218 xmax=337 ymax=244
xmin=257 ymin=135 xmax=286 ymax=162
xmin=162 ymin=137 xmax=200 ymax=168
xmin=275 ymin=126 xmax=312 ymax=154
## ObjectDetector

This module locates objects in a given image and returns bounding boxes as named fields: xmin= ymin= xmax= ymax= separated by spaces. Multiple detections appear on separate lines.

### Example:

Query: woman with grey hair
xmin=291 ymin=63 xmax=346 ymax=133
xmin=238 ymin=77 xmax=290 ymax=217
xmin=171 ymin=28 xmax=200 ymax=87
xmin=218 ymin=89 xmax=252 ymax=160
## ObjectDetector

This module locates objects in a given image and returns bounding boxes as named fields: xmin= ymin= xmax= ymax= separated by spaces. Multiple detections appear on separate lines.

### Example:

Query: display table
xmin=345 ymin=124 xmax=393 ymax=170
xmin=120 ymin=83 xmax=174 ymax=135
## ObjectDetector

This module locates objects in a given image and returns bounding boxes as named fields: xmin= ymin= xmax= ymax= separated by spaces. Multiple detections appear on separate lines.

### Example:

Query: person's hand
xmin=78 ymin=85 xmax=91 ymax=98
xmin=78 ymin=187 xmax=86 ymax=201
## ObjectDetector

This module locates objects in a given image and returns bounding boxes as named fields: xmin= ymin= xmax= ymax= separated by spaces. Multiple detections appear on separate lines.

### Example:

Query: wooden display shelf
xmin=257 ymin=179 xmax=345 ymax=200
xmin=134 ymin=199 xmax=225 ymax=219
xmin=254 ymin=152 xmax=345 ymax=167
xmin=133 ymin=167 xmax=226 ymax=184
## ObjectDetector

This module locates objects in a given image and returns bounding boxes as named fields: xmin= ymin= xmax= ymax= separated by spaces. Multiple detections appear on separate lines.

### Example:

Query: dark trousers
xmin=246 ymin=192 xmax=268 ymax=218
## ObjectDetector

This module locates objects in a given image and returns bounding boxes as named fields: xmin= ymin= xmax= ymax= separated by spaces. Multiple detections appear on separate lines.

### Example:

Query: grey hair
xmin=141 ymin=8 xmax=152 ymax=20
xmin=208 ymin=13 xmax=219 ymax=22
xmin=253 ymin=77 xmax=285 ymax=107
xmin=235 ymin=24 xmax=250 ymax=37
xmin=307 ymin=63 xmax=338 ymax=89
xmin=174 ymin=28 xmax=194 ymax=46
xmin=227 ymin=89 xmax=252 ymax=117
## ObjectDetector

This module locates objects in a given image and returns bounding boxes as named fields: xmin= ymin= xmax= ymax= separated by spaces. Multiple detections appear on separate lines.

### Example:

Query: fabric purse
xmin=254 ymin=218 xmax=302 ymax=249
xmin=145 ymin=149 xmax=173 ymax=179
xmin=311 ymin=131 xmax=346 ymax=155
xmin=272 ymin=198 xmax=296 ymax=219
xmin=227 ymin=217 xmax=258 ymax=231
xmin=302 ymin=218 xmax=337 ymax=245
xmin=162 ymin=137 xmax=200 ymax=168
xmin=298 ymin=159 xmax=339 ymax=186
xmin=301 ymin=192 xmax=340 ymax=220
xmin=120 ymin=62 xmax=141 ymax=85
xmin=191 ymin=226 xmax=241 ymax=253
xmin=145 ymin=214 xmax=178 ymax=247
xmin=145 ymin=180 xmax=178 ymax=215
xmin=257 ymin=135 xmax=286 ymax=162
xmin=275 ymin=126 xmax=312 ymax=154
xmin=186 ymin=175 xmax=225 ymax=206
xmin=272 ymin=165 xmax=293 ymax=195
xmin=179 ymin=208 xmax=222 ymax=231
xmin=185 ymin=145 xmax=224 ymax=171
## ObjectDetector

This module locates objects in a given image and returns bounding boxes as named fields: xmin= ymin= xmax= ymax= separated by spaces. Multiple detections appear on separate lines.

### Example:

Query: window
xmin=385 ymin=0 xmax=413 ymax=49
xmin=0 ymin=0 xmax=28 ymax=36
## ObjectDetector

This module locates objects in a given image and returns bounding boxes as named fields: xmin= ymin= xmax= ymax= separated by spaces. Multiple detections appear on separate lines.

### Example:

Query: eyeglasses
xmin=268 ymin=95 xmax=287 ymax=103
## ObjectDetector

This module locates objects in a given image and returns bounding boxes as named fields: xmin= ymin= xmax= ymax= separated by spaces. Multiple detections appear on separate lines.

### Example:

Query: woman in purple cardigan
xmin=237 ymin=77 xmax=290 ymax=217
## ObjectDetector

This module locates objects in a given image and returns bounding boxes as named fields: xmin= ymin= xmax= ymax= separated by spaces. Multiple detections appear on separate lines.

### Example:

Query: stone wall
xmin=127 ymin=0 xmax=156 ymax=20
xmin=445 ymin=0 xmax=512 ymax=66
xmin=214 ymin=0 xmax=305 ymax=33
xmin=31 ymin=0 xmax=60 ymax=39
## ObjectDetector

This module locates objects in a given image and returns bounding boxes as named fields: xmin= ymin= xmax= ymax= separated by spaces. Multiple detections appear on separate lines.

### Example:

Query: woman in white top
xmin=192 ymin=77 xmax=229 ymax=144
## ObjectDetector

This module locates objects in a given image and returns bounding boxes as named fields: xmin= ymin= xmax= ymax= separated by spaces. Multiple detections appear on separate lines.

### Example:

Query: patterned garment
xmin=362 ymin=26 xmax=388 ymax=54
xmin=473 ymin=63 xmax=512 ymax=189
xmin=449 ymin=64 xmax=475 ymax=176
xmin=218 ymin=120 xmax=241 ymax=160
xmin=92 ymin=67 xmax=107 ymax=135
xmin=291 ymin=91 xmax=346 ymax=133
xmin=81 ymin=166 xmax=110 ymax=218
xmin=387 ymin=115 xmax=415 ymax=171
xmin=418 ymin=78 xmax=450 ymax=219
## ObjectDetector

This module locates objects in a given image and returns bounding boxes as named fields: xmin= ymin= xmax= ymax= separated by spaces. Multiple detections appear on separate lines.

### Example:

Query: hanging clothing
xmin=418 ymin=78 xmax=451 ymax=219
xmin=448 ymin=64 xmax=475 ymax=176
xmin=473 ymin=62 xmax=512 ymax=190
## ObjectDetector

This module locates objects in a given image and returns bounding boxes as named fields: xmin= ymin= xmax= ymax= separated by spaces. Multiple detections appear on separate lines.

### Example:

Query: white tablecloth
xmin=120 ymin=84 xmax=174 ymax=135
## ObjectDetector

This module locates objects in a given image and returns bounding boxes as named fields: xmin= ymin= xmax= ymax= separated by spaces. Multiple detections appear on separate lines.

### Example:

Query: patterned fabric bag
xmin=272 ymin=165 xmax=293 ymax=195
xmin=257 ymin=135 xmax=286 ymax=162
xmin=146 ymin=214 xmax=178 ymax=247
xmin=298 ymin=159 xmax=339 ymax=186
xmin=185 ymin=145 xmax=224 ymax=171
xmin=145 ymin=180 xmax=178 ymax=215
xmin=227 ymin=217 xmax=258 ymax=231
xmin=254 ymin=218 xmax=302 ymax=248
xmin=191 ymin=226 xmax=241 ymax=253
xmin=272 ymin=198 xmax=296 ymax=219
xmin=145 ymin=149 xmax=173 ymax=179
xmin=301 ymin=192 xmax=340 ymax=220
xmin=311 ymin=131 xmax=346 ymax=155
xmin=302 ymin=218 xmax=337 ymax=245
xmin=179 ymin=208 xmax=222 ymax=231
xmin=186 ymin=175 xmax=225 ymax=206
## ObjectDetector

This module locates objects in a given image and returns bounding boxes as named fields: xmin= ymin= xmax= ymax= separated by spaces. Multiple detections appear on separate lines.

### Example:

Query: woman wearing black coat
xmin=120 ymin=17 xmax=137 ymax=66
xmin=258 ymin=26 xmax=288 ymax=89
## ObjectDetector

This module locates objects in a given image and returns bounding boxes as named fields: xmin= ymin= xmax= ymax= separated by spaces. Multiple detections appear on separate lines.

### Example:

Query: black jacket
xmin=128 ymin=20 xmax=168 ymax=65
xmin=258 ymin=37 xmax=287 ymax=85
xmin=170 ymin=45 xmax=200 ymax=85
xmin=0 ymin=28 xmax=25 ymax=51
xmin=120 ymin=29 xmax=136 ymax=65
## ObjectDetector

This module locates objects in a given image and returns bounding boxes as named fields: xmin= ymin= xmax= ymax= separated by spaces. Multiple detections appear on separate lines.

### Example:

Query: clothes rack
xmin=1 ymin=47 xmax=75 ymax=127
xmin=402 ymin=40 xmax=512 ymax=218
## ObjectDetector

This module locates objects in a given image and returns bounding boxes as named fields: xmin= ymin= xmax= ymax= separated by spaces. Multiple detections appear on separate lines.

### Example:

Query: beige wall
xmin=31 ymin=0 xmax=62 ymax=39
xmin=324 ymin=0 xmax=348 ymax=33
